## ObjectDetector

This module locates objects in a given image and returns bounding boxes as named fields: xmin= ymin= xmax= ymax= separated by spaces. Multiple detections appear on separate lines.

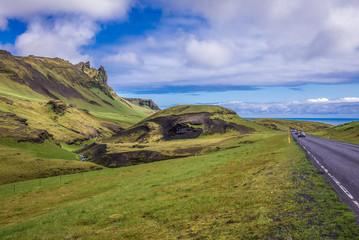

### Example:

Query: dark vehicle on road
xmin=298 ymin=131 xmax=306 ymax=137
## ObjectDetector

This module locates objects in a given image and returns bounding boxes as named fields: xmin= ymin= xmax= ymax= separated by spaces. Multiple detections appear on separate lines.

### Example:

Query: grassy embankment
xmin=250 ymin=118 xmax=359 ymax=145
xmin=1 ymin=132 xmax=358 ymax=239
xmin=310 ymin=121 xmax=359 ymax=145
xmin=249 ymin=118 xmax=332 ymax=132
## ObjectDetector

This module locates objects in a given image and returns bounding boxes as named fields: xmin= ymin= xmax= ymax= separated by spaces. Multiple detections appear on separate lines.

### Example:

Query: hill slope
xmin=0 ymin=50 xmax=158 ymax=183
xmin=249 ymin=118 xmax=332 ymax=132
xmin=313 ymin=121 xmax=359 ymax=144
xmin=80 ymin=105 xmax=265 ymax=167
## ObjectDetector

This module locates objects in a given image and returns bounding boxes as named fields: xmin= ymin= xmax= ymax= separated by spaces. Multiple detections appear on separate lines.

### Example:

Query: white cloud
xmin=307 ymin=98 xmax=329 ymax=103
xmin=100 ymin=0 xmax=359 ymax=89
xmin=217 ymin=97 xmax=359 ymax=117
xmin=15 ymin=17 xmax=97 ymax=63
xmin=185 ymin=38 xmax=233 ymax=68
xmin=0 ymin=0 xmax=131 ymax=28
xmin=0 ymin=42 xmax=15 ymax=52
xmin=0 ymin=0 xmax=132 ymax=62
xmin=337 ymin=97 xmax=359 ymax=102
xmin=103 ymin=52 xmax=144 ymax=66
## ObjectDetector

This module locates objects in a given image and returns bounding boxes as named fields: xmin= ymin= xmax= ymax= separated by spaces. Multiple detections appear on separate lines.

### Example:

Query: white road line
xmin=298 ymin=139 xmax=359 ymax=209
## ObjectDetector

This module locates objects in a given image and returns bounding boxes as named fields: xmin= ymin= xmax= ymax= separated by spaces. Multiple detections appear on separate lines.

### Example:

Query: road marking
xmin=298 ymin=140 xmax=359 ymax=209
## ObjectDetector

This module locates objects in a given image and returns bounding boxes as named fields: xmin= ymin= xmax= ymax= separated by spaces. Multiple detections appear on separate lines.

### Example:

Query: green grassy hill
xmin=312 ymin=121 xmax=359 ymax=144
xmin=249 ymin=118 xmax=332 ymax=132
xmin=80 ymin=105 xmax=268 ymax=167
xmin=0 ymin=50 xmax=157 ymax=183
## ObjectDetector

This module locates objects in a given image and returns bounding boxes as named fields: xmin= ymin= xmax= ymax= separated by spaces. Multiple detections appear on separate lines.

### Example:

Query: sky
xmin=1 ymin=0 xmax=359 ymax=118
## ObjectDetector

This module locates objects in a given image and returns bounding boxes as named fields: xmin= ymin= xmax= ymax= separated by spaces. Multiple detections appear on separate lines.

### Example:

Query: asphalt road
xmin=292 ymin=131 xmax=359 ymax=216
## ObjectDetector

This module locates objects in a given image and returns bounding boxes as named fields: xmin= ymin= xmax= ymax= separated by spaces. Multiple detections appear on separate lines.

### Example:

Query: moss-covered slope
xmin=0 ymin=50 xmax=158 ymax=183
xmin=249 ymin=118 xmax=332 ymax=132
xmin=110 ymin=105 xmax=263 ymax=143
xmin=314 ymin=121 xmax=359 ymax=144
xmin=0 ymin=50 xmax=157 ymax=143
xmin=79 ymin=105 xmax=266 ymax=167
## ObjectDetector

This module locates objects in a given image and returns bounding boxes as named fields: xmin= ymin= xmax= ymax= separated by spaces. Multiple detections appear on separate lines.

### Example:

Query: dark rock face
xmin=47 ymin=100 xmax=68 ymax=115
xmin=98 ymin=151 xmax=173 ymax=168
xmin=78 ymin=143 xmax=173 ymax=167
xmin=124 ymin=98 xmax=161 ymax=111
xmin=165 ymin=123 xmax=203 ymax=140
xmin=153 ymin=112 xmax=254 ymax=141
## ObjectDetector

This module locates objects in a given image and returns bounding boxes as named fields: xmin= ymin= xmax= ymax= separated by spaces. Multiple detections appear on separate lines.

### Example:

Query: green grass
xmin=249 ymin=118 xmax=333 ymax=132
xmin=0 ymin=139 xmax=102 ymax=184
xmin=0 ymin=139 xmax=78 ymax=160
xmin=0 ymin=132 xmax=357 ymax=239
xmin=311 ymin=121 xmax=359 ymax=144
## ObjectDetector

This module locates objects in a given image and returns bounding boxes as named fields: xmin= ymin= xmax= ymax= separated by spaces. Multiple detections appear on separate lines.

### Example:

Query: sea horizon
xmin=246 ymin=117 xmax=359 ymax=126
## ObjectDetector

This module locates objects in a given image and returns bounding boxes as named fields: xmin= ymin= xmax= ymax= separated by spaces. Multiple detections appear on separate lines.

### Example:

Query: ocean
xmin=272 ymin=118 xmax=359 ymax=126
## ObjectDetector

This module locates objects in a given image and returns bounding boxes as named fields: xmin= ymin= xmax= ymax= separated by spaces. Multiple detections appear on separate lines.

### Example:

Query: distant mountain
xmin=124 ymin=98 xmax=161 ymax=111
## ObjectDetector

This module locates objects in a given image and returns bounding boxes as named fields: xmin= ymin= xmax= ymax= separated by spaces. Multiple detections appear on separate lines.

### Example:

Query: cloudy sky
xmin=1 ymin=0 xmax=359 ymax=119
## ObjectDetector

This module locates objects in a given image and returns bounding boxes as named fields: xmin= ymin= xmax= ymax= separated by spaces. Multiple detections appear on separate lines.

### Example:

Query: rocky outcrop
xmin=75 ymin=61 xmax=108 ymax=86
xmin=47 ymin=100 xmax=68 ymax=116
xmin=125 ymin=98 xmax=161 ymax=111
xmin=75 ymin=61 xmax=115 ymax=99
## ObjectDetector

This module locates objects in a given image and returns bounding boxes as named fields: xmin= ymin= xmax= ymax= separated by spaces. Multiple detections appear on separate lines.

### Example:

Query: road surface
xmin=292 ymin=132 xmax=359 ymax=216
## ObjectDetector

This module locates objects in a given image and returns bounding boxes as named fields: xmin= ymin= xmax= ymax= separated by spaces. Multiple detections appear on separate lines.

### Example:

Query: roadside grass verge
xmin=0 ymin=132 xmax=358 ymax=239
xmin=310 ymin=121 xmax=359 ymax=145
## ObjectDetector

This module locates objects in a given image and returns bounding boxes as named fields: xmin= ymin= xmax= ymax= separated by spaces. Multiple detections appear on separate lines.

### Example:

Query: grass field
xmin=1 ymin=132 xmax=358 ymax=239
xmin=0 ymin=139 xmax=102 ymax=184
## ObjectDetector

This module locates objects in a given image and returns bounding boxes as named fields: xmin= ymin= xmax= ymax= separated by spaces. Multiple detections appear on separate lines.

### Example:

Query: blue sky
xmin=1 ymin=0 xmax=359 ymax=118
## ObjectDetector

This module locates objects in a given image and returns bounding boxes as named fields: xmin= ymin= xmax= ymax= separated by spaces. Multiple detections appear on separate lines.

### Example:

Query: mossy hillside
xmin=144 ymin=105 xmax=260 ymax=128
xmin=250 ymin=118 xmax=333 ymax=132
xmin=0 ymin=50 xmax=156 ymax=128
xmin=0 ymin=97 xmax=125 ymax=143
xmin=0 ymin=139 xmax=102 ymax=184
xmin=111 ymin=105 xmax=266 ymax=143
xmin=0 ymin=132 xmax=358 ymax=239
xmin=80 ymin=105 xmax=268 ymax=167
xmin=312 ymin=121 xmax=359 ymax=144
